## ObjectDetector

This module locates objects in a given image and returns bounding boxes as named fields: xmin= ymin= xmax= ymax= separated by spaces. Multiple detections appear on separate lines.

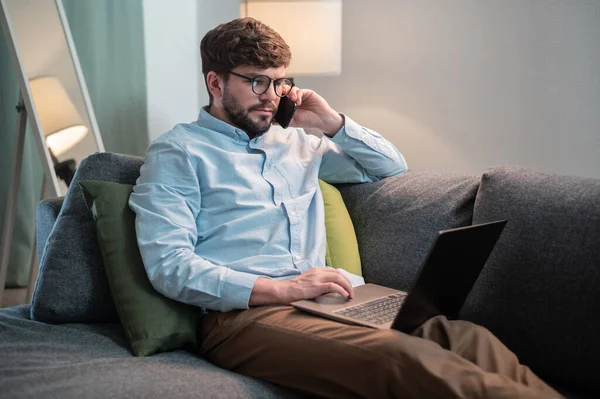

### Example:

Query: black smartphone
xmin=274 ymin=96 xmax=297 ymax=129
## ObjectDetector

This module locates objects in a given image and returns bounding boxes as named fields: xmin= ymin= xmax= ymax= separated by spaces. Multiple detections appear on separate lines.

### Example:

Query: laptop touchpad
xmin=314 ymin=293 xmax=349 ymax=305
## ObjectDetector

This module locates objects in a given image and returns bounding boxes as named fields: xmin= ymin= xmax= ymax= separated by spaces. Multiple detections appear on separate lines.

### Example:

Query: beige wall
xmin=143 ymin=0 xmax=201 ymax=141
xmin=296 ymin=0 xmax=600 ymax=178
xmin=196 ymin=0 xmax=243 ymax=108
xmin=191 ymin=0 xmax=600 ymax=178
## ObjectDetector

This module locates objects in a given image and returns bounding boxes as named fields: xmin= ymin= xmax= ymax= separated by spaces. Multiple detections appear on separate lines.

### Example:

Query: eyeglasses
xmin=228 ymin=71 xmax=294 ymax=98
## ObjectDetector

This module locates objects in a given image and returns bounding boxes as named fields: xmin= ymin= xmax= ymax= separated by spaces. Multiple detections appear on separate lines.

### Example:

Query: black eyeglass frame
xmin=228 ymin=71 xmax=295 ymax=97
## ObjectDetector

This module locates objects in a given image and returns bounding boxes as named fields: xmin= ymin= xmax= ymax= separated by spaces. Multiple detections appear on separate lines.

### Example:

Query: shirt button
xmin=294 ymin=254 xmax=301 ymax=260
xmin=290 ymin=211 xmax=296 ymax=216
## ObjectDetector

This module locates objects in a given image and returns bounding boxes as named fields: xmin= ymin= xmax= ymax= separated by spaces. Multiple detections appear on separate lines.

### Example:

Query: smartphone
xmin=274 ymin=96 xmax=297 ymax=129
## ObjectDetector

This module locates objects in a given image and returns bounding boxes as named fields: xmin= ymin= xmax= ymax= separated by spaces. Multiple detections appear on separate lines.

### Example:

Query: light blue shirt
xmin=129 ymin=108 xmax=407 ymax=312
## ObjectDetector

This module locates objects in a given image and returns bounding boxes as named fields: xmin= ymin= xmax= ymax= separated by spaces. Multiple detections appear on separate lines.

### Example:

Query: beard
xmin=222 ymin=87 xmax=275 ymax=139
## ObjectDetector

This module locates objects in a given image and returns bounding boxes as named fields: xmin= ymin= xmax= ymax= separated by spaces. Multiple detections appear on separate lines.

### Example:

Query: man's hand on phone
xmin=285 ymin=87 xmax=344 ymax=137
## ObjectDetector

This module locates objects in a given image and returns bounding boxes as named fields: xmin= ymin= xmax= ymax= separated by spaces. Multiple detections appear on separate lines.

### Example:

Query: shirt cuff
xmin=331 ymin=114 xmax=370 ymax=143
xmin=220 ymin=269 xmax=262 ymax=311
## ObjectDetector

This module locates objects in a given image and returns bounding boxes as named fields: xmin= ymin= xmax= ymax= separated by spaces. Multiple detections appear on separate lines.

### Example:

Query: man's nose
xmin=259 ymin=83 xmax=279 ymax=103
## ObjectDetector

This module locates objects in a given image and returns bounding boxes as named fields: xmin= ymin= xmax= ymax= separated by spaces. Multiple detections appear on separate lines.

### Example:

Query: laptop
xmin=291 ymin=220 xmax=508 ymax=333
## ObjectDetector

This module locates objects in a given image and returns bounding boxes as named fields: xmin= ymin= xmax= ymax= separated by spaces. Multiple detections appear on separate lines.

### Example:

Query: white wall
xmin=143 ymin=0 xmax=241 ymax=142
xmin=297 ymin=0 xmax=600 ymax=178
xmin=196 ymin=0 xmax=242 ymax=107
xmin=143 ymin=0 xmax=200 ymax=141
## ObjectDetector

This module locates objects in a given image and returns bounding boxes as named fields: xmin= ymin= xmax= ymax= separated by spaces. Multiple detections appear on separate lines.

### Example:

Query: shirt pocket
xmin=274 ymin=158 xmax=318 ymax=199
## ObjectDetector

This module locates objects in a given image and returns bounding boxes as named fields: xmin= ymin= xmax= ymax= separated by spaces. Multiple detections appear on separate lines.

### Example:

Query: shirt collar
xmin=197 ymin=106 xmax=249 ymax=142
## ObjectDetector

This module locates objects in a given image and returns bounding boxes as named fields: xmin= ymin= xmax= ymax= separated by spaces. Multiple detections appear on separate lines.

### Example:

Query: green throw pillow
xmin=79 ymin=180 xmax=198 ymax=357
xmin=319 ymin=180 xmax=362 ymax=276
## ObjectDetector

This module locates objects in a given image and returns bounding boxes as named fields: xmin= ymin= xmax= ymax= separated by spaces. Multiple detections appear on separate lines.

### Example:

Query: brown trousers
xmin=199 ymin=305 xmax=561 ymax=399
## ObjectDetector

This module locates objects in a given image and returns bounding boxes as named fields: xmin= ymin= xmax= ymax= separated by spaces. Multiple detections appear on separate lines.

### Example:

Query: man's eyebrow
xmin=246 ymin=72 xmax=287 ymax=80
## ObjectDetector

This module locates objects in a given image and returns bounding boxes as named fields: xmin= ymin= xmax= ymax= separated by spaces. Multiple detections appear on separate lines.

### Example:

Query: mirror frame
xmin=0 ymin=0 xmax=105 ymax=305
xmin=0 ymin=0 xmax=105 ymax=197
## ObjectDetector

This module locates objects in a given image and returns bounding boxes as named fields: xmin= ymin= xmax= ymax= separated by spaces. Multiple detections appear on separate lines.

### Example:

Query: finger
xmin=320 ymin=282 xmax=350 ymax=298
xmin=329 ymin=267 xmax=352 ymax=280
xmin=288 ymin=87 xmax=304 ymax=106
xmin=321 ymin=269 xmax=354 ymax=299
xmin=335 ymin=273 xmax=354 ymax=299
xmin=322 ymin=267 xmax=354 ymax=291
xmin=288 ymin=87 xmax=301 ymax=103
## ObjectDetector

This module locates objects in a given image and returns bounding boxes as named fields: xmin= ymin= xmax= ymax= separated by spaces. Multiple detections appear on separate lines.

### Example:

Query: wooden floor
xmin=1 ymin=287 xmax=30 ymax=308
xmin=1 ymin=253 xmax=37 ymax=308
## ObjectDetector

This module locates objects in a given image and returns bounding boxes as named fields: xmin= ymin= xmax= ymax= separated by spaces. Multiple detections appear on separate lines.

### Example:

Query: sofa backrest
xmin=342 ymin=166 xmax=600 ymax=395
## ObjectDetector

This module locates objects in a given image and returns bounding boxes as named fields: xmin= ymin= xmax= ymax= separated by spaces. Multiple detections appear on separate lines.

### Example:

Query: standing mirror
xmin=1 ymin=0 xmax=104 ymax=194
xmin=0 ymin=0 xmax=104 ymax=304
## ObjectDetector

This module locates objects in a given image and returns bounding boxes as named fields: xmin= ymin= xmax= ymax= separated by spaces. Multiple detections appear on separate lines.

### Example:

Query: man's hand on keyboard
xmin=280 ymin=268 xmax=354 ymax=303
xmin=249 ymin=268 xmax=354 ymax=306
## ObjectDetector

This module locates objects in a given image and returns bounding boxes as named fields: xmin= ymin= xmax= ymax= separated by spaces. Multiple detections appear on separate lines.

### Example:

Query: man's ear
xmin=206 ymin=71 xmax=225 ymax=102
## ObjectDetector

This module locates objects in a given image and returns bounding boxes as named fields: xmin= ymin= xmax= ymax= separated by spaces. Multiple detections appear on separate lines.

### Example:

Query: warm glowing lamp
xmin=29 ymin=76 xmax=88 ymax=156
xmin=29 ymin=76 xmax=88 ymax=185
xmin=241 ymin=0 xmax=342 ymax=77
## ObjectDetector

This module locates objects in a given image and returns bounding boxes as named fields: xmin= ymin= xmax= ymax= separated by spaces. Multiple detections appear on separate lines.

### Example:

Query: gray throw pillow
xmin=460 ymin=165 xmax=600 ymax=396
xmin=31 ymin=152 xmax=144 ymax=323
xmin=337 ymin=171 xmax=480 ymax=291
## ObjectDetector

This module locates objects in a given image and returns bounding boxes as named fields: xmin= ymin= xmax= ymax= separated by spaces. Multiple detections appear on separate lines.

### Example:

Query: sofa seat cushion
xmin=0 ymin=305 xmax=303 ymax=399
xmin=337 ymin=171 xmax=480 ymax=291
xmin=461 ymin=165 xmax=600 ymax=396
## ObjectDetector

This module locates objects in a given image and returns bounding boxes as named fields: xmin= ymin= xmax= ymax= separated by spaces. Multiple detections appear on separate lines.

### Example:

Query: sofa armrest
xmin=36 ymin=197 xmax=64 ymax=262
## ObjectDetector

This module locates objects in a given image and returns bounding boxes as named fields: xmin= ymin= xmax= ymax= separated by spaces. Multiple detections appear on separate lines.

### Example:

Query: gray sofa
xmin=0 ymin=152 xmax=598 ymax=399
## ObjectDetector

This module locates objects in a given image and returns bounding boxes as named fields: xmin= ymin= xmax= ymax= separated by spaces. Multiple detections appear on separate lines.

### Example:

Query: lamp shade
xmin=29 ymin=76 xmax=88 ymax=156
xmin=242 ymin=0 xmax=342 ymax=76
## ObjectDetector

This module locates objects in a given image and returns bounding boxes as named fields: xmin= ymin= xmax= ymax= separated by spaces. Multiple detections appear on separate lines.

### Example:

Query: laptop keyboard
xmin=333 ymin=292 xmax=407 ymax=325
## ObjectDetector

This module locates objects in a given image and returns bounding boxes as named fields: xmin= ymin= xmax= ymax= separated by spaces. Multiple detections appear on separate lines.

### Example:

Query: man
xmin=129 ymin=18 xmax=560 ymax=399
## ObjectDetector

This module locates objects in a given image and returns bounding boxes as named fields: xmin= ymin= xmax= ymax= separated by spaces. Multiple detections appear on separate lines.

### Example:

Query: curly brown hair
xmin=200 ymin=17 xmax=292 ymax=104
